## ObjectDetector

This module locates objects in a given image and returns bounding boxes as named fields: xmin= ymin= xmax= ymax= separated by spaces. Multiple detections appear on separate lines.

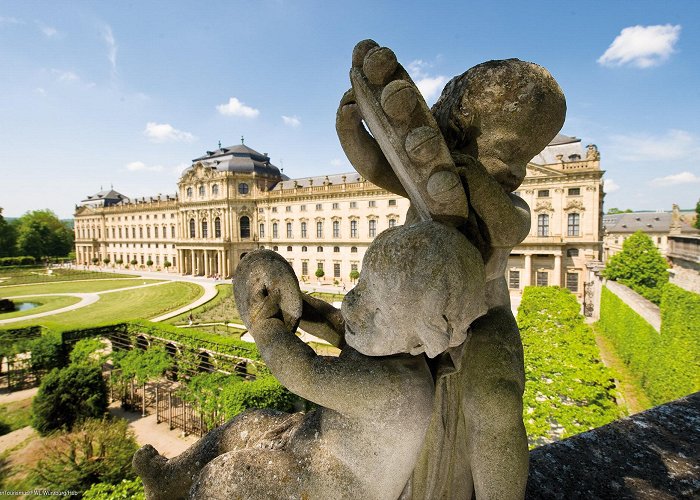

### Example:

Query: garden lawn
xmin=6 ymin=282 xmax=203 ymax=329
xmin=0 ymin=267 xmax=133 ymax=286
xmin=0 ymin=296 xmax=82 ymax=320
xmin=0 ymin=279 xmax=163 ymax=297
xmin=167 ymin=284 xmax=240 ymax=325
xmin=0 ymin=398 xmax=33 ymax=436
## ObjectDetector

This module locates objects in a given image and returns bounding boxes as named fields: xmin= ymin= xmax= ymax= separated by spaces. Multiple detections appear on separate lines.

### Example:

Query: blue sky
xmin=1 ymin=0 xmax=699 ymax=218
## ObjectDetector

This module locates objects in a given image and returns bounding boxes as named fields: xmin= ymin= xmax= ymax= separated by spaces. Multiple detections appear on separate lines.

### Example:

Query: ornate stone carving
xmin=134 ymin=39 xmax=567 ymax=500
xmin=564 ymin=199 xmax=586 ymax=212
xmin=534 ymin=201 xmax=554 ymax=213
xmin=586 ymin=144 xmax=600 ymax=161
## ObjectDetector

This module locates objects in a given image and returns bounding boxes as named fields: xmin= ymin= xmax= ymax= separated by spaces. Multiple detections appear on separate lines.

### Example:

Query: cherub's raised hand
xmin=249 ymin=287 xmax=282 ymax=326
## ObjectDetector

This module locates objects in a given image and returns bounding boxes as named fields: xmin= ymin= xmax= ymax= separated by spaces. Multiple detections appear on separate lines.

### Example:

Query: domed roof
xmin=189 ymin=143 xmax=284 ymax=178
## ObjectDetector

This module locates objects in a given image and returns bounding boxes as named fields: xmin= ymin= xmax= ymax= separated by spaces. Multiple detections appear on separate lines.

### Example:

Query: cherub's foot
xmin=133 ymin=445 xmax=184 ymax=500
xmin=349 ymin=39 xmax=468 ymax=226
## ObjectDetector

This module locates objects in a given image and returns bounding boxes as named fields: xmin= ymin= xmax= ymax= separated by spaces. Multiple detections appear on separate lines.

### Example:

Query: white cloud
xmin=407 ymin=59 xmax=447 ymax=103
xmin=0 ymin=16 xmax=23 ymax=25
xmin=102 ymin=25 xmax=118 ymax=75
xmin=216 ymin=97 xmax=260 ymax=118
xmin=330 ymin=158 xmax=343 ymax=167
xmin=609 ymin=129 xmax=700 ymax=162
xmin=598 ymin=24 xmax=681 ymax=68
xmin=603 ymin=178 xmax=620 ymax=193
xmin=282 ymin=115 xmax=301 ymax=127
xmin=650 ymin=171 xmax=700 ymax=187
xmin=144 ymin=122 xmax=196 ymax=143
xmin=36 ymin=22 xmax=58 ymax=37
xmin=126 ymin=161 xmax=164 ymax=172
xmin=51 ymin=69 xmax=79 ymax=82
xmin=35 ymin=87 xmax=47 ymax=96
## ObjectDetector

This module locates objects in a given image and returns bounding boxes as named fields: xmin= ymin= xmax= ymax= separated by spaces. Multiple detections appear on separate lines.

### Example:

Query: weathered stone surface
xmin=527 ymin=392 xmax=700 ymax=499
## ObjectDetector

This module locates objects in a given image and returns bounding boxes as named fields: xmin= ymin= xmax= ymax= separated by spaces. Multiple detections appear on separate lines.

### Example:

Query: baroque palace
xmin=74 ymin=134 xmax=603 ymax=296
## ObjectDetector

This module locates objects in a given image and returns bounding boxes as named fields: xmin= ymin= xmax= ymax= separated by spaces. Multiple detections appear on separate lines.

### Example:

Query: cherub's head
xmin=341 ymin=221 xmax=486 ymax=358
xmin=432 ymin=59 xmax=566 ymax=192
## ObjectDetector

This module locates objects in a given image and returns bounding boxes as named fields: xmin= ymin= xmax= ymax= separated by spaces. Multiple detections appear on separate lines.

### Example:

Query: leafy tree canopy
xmin=0 ymin=207 xmax=17 ymax=257
xmin=14 ymin=209 xmax=73 ymax=259
xmin=32 ymin=363 xmax=108 ymax=434
xmin=603 ymin=230 xmax=669 ymax=304
xmin=694 ymin=199 xmax=700 ymax=230
xmin=113 ymin=346 xmax=172 ymax=384
xmin=606 ymin=207 xmax=633 ymax=214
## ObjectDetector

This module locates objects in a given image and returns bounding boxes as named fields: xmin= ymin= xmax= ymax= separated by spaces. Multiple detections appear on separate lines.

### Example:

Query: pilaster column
xmin=191 ymin=250 xmax=196 ymax=275
xmin=553 ymin=253 xmax=562 ymax=287
xmin=523 ymin=253 xmax=532 ymax=289
xmin=204 ymin=250 xmax=209 ymax=276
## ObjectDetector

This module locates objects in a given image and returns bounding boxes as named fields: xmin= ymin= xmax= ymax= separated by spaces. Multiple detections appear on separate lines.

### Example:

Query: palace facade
xmin=74 ymin=134 xmax=604 ymax=296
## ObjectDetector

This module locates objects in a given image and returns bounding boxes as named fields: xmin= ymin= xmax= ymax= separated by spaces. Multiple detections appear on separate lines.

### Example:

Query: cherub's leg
xmin=336 ymin=89 xmax=408 ymax=198
xmin=461 ymin=306 xmax=528 ymax=500
xmin=133 ymin=409 xmax=301 ymax=500
xmin=190 ymin=448 xmax=304 ymax=500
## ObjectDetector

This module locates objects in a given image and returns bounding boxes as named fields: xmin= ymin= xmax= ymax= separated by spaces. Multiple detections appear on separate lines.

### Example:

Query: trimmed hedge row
xmin=0 ymin=256 xmax=36 ymax=266
xmin=598 ymin=284 xmax=700 ymax=405
xmin=518 ymin=286 xmax=621 ymax=447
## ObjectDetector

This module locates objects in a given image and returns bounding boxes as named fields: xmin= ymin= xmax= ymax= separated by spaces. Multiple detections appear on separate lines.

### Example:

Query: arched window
xmin=333 ymin=246 xmax=340 ymax=253
xmin=215 ymin=217 xmax=221 ymax=238
xmin=139 ymin=227 xmax=143 ymax=238
xmin=198 ymin=185 xmax=205 ymax=197
xmin=301 ymin=222 xmax=307 ymax=238
xmin=333 ymin=220 xmax=340 ymax=238
xmin=171 ymin=226 xmax=176 ymax=238
xmin=186 ymin=187 xmax=193 ymax=198
xmin=272 ymin=222 xmax=278 ymax=239
xmin=301 ymin=246 xmax=308 ymax=252
xmin=273 ymin=246 xmax=278 ymax=251
xmin=537 ymin=214 xmax=549 ymax=237
xmin=201 ymin=219 xmax=208 ymax=238
xmin=388 ymin=219 xmax=396 ymax=228
xmin=146 ymin=226 xmax=151 ymax=238
xmin=567 ymin=213 xmax=580 ymax=236
xmin=238 ymin=183 xmax=249 ymax=195
xmin=368 ymin=219 xmax=377 ymax=237
xmin=351 ymin=246 xmax=358 ymax=253
xmin=240 ymin=216 xmax=250 ymax=239
xmin=287 ymin=246 xmax=292 ymax=252
xmin=154 ymin=226 xmax=159 ymax=238
xmin=212 ymin=184 xmax=219 ymax=196
xmin=259 ymin=223 xmax=265 ymax=238
xmin=567 ymin=248 xmax=579 ymax=257
xmin=317 ymin=246 xmax=323 ymax=252
xmin=316 ymin=221 xmax=323 ymax=238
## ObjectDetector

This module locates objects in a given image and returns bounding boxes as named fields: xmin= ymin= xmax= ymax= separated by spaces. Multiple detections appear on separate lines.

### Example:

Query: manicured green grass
xmin=309 ymin=292 xmax=345 ymax=304
xmin=0 ymin=296 xmax=82 ymax=320
xmin=7 ymin=282 xmax=204 ymax=329
xmin=0 ymin=279 xmax=163 ymax=297
xmin=167 ymin=284 xmax=241 ymax=325
xmin=0 ymin=398 xmax=33 ymax=436
xmin=0 ymin=267 xmax=133 ymax=286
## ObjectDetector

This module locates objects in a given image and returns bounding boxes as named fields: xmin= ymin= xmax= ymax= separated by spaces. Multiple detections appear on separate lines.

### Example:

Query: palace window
xmin=317 ymin=261 xmax=324 ymax=272
xmin=334 ymin=263 xmax=341 ymax=278
xmin=316 ymin=203 xmax=322 ymax=211
xmin=272 ymin=207 xmax=277 ymax=213
xmin=302 ymin=261 xmax=308 ymax=276
xmin=215 ymin=217 xmax=221 ymax=238
xmin=509 ymin=270 xmax=520 ymax=289
xmin=286 ymin=206 xmax=292 ymax=213
xmin=351 ymin=246 xmax=358 ymax=253
xmin=368 ymin=220 xmax=377 ymax=237
xmin=202 ymin=220 xmax=208 ymax=238
xmin=146 ymin=227 xmax=151 ymax=238
xmin=154 ymin=226 xmax=159 ymax=238
xmin=388 ymin=199 xmax=397 ymax=206
xmin=301 ymin=222 xmax=307 ymax=238
xmin=272 ymin=222 xmax=278 ymax=239
xmin=333 ymin=220 xmax=340 ymax=238
xmin=316 ymin=221 xmax=323 ymax=238
xmin=287 ymin=222 xmax=293 ymax=238
xmin=186 ymin=187 xmax=193 ymax=198
xmin=350 ymin=201 xmax=357 ymax=209
xmin=317 ymin=246 xmax=323 ymax=252
xmin=199 ymin=185 xmax=205 ymax=197
xmin=567 ymin=248 xmax=579 ymax=257
xmin=333 ymin=246 xmax=340 ymax=253
xmin=368 ymin=200 xmax=376 ymax=208
xmin=302 ymin=246 xmax=308 ymax=252
xmin=388 ymin=219 xmax=396 ymax=228
xmin=537 ymin=189 xmax=550 ymax=197
xmin=350 ymin=220 xmax=358 ymax=238
xmin=536 ymin=271 xmax=548 ymax=287
xmin=568 ymin=187 xmax=580 ymax=196
xmin=212 ymin=184 xmax=219 ymax=196
xmin=300 ymin=205 xmax=306 ymax=212
xmin=139 ymin=228 xmax=143 ymax=238
xmin=351 ymin=262 xmax=358 ymax=272
xmin=273 ymin=246 xmax=278 ymax=252
xmin=238 ymin=183 xmax=249 ymax=195
xmin=537 ymin=214 xmax=549 ymax=237
xmin=568 ymin=213 xmax=580 ymax=236
xmin=259 ymin=223 xmax=265 ymax=238
xmin=566 ymin=272 xmax=579 ymax=292
xmin=240 ymin=216 xmax=250 ymax=239
xmin=287 ymin=246 xmax=293 ymax=252
xmin=332 ymin=203 xmax=339 ymax=209
xmin=171 ymin=226 xmax=176 ymax=238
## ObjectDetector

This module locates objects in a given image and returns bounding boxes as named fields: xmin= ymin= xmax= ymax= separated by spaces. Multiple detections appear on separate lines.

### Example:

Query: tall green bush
xmin=597 ymin=284 xmax=700 ymax=405
xmin=518 ymin=286 xmax=620 ymax=447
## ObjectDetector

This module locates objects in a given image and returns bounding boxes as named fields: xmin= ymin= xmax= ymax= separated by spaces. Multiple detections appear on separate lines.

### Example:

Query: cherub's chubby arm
xmin=459 ymin=158 xmax=530 ymax=248
xmin=249 ymin=289 xmax=384 ymax=416
xmin=336 ymin=89 xmax=408 ymax=198
xmin=299 ymin=293 xmax=345 ymax=348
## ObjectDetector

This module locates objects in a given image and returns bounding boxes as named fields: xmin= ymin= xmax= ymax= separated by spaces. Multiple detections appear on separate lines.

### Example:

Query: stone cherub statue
xmin=133 ymin=39 xmax=565 ymax=500
xmin=134 ymin=221 xmax=486 ymax=499
xmin=337 ymin=40 xmax=565 ymax=499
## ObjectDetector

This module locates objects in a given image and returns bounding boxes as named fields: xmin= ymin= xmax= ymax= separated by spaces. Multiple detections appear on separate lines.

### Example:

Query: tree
xmin=113 ymin=346 xmax=172 ymax=385
xmin=14 ymin=210 xmax=73 ymax=259
xmin=130 ymin=259 xmax=138 ymax=267
xmin=92 ymin=257 xmax=100 ymax=265
xmin=349 ymin=269 xmax=360 ymax=283
xmin=315 ymin=268 xmax=325 ymax=280
xmin=606 ymin=207 xmax=633 ymax=214
xmin=29 ymin=333 xmax=64 ymax=371
xmin=603 ymin=230 xmax=669 ymax=304
xmin=32 ymin=418 xmax=139 ymax=493
xmin=694 ymin=199 xmax=700 ymax=230
xmin=103 ymin=257 xmax=111 ymax=266
xmin=32 ymin=363 xmax=108 ymax=435
xmin=163 ymin=260 xmax=172 ymax=272
xmin=0 ymin=208 xmax=17 ymax=258
xmin=146 ymin=258 xmax=153 ymax=269
xmin=69 ymin=338 xmax=108 ymax=367
xmin=115 ymin=258 xmax=124 ymax=268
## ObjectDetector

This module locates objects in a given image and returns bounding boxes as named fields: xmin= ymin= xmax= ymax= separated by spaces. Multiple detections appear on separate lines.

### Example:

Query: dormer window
xmin=238 ymin=183 xmax=249 ymax=195
xmin=212 ymin=184 xmax=219 ymax=196
xmin=186 ymin=187 xmax=193 ymax=198
xmin=198 ymin=185 xmax=205 ymax=197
